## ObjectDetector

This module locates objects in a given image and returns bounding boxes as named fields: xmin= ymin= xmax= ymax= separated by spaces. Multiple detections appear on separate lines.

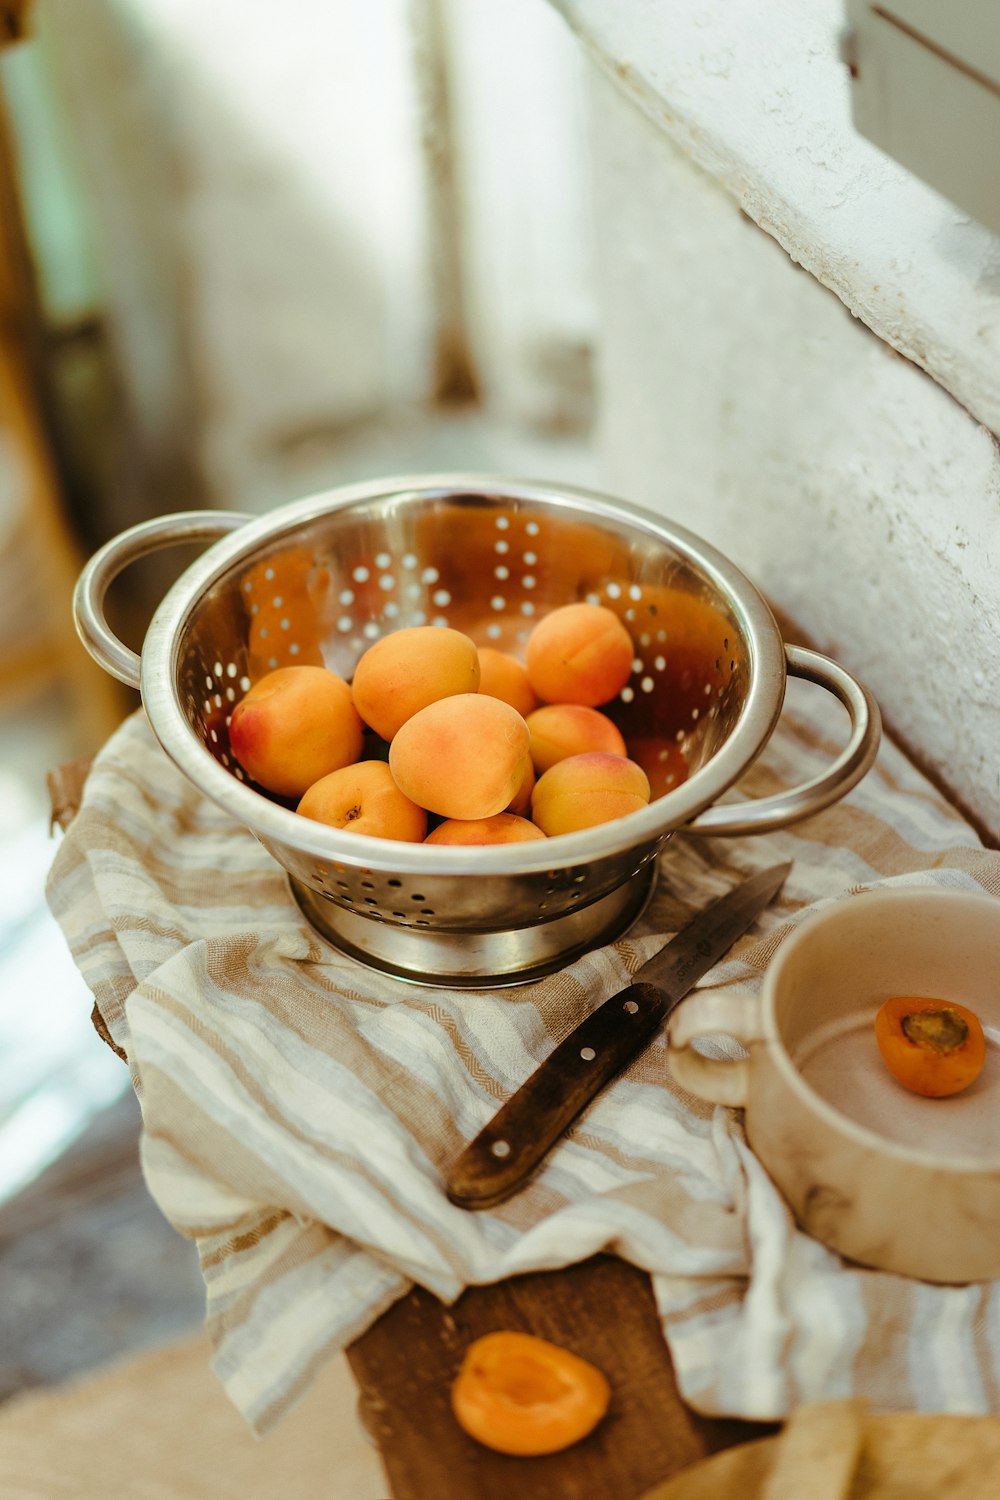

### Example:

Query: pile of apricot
xmin=228 ymin=602 xmax=671 ymax=845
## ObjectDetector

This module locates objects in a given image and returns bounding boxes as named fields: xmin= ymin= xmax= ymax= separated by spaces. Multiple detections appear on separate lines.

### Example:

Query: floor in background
xmin=0 ymin=1091 xmax=204 ymax=1403
xmin=0 ymin=411 xmax=595 ymax=1434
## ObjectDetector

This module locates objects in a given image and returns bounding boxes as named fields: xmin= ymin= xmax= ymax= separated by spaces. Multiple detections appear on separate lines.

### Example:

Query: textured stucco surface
xmin=584 ymin=70 xmax=1000 ymax=837
xmin=552 ymin=0 xmax=1000 ymax=441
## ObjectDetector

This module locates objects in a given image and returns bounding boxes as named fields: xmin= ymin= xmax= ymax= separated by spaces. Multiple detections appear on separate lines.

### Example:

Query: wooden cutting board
xmin=643 ymin=1400 xmax=1000 ymax=1500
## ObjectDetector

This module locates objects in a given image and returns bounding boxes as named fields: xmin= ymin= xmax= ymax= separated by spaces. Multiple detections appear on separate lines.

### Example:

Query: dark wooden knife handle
xmin=445 ymin=981 xmax=669 ymax=1210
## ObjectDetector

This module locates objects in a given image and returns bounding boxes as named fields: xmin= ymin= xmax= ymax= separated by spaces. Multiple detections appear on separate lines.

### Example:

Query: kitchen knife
xmin=446 ymin=860 xmax=792 ymax=1210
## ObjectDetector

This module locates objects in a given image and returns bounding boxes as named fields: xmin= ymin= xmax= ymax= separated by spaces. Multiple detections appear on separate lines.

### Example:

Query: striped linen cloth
xmin=47 ymin=702 xmax=1000 ymax=1433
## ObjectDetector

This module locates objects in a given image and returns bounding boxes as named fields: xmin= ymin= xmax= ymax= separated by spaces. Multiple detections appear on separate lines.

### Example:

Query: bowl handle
xmin=683 ymin=645 xmax=881 ymax=836
xmin=73 ymin=511 xmax=252 ymax=689
xmin=667 ymin=991 xmax=759 ymax=1106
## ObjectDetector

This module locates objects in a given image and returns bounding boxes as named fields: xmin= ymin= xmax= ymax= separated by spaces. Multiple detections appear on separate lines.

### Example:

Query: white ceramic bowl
xmin=668 ymin=885 xmax=1000 ymax=1282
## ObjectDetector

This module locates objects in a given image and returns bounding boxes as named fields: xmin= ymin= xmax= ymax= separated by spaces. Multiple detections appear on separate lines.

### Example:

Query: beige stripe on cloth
xmin=46 ymin=706 xmax=1000 ymax=1434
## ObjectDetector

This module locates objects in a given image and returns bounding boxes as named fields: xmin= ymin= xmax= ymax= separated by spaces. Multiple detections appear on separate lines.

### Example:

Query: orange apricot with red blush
xmin=505 ymin=755 xmax=535 ymax=817
xmin=296 ymin=760 xmax=426 ymax=842
xmin=531 ymin=752 xmax=650 ymax=836
xmin=229 ymin=665 xmax=363 ymax=799
xmin=525 ymin=602 xmax=633 ymax=708
xmin=425 ymin=813 xmax=546 ymax=846
xmin=389 ymin=694 xmax=530 ymax=821
xmin=351 ymin=626 xmax=480 ymax=741
xmin=477 ymin=647 xmax=539 ymax=718
xmin=526 ymin=703 xmax=626 ymax=774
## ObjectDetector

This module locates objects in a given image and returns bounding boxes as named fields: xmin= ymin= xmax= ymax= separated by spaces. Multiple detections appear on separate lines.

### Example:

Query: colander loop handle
xmin=684 ymin=645 xmax=881 ymax=837
xmin=73 ymin=511 xmax=252 ymax=688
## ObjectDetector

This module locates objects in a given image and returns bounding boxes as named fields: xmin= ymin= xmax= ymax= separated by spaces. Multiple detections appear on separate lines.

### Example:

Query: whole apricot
xmin=526 ymin=703 xmax=627 ymax=774
xmin=296 ymin=760 xmax=427 ymax=842
xmin=525 ymin=602 xmax=634 ymax=707
xmin=531 ymin=752 xmax=650 ymax=836
xmin=389 ymin=694 xmax=530 ymax=820
xmin=425 ymin=813 xmax=546 ymax=846
xmin=505 ymin=755 xmax=535 ymax=816
xmin=477 ymin=647 xmax=539 ymax=718
xmin=229 ymin=665 xmax=363 ymax=799
xmin=351 ymin=626 xmax=481 ymax=741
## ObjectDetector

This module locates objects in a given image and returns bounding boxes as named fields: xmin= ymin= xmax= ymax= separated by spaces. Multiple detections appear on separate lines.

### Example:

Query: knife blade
xmin=445 ymin=860 xmax=792 ymax=1210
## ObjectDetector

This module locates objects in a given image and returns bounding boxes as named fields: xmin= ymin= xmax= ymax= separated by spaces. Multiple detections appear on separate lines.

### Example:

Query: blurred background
xmin=0 ymin=0 xmax=600 ymax=1395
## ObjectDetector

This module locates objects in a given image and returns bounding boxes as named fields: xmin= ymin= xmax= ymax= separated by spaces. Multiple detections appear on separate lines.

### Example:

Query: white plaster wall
xmin=550 ymin=0 xmax=1000 ymax=440
xmin=586 ymin=70 xmax=1000 ymax=837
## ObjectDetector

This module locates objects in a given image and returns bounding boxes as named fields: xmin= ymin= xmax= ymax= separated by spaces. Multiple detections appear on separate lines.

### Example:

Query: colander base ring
xmin=289 ymin=865 xmax=658 ymax=989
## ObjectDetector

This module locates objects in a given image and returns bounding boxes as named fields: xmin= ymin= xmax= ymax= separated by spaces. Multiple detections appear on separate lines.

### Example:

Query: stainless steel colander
xmin=74 ymin=476 xmax=880 ymax=986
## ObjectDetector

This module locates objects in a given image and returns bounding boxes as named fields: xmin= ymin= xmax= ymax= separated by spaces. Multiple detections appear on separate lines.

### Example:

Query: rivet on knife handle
xmin=446 ymin=981 xmax=669 ymax=1210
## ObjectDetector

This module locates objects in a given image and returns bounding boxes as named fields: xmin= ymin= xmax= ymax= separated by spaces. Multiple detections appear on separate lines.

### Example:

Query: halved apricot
xmin=450 ymin=1331 xmax=610 ymax=1456
xmin=874 ymin=995 xmax=986 ymax=1098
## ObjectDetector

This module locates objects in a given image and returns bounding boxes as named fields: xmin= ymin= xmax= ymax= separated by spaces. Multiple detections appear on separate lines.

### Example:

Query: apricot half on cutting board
xmin=451 ymin=1331 xmax=610 ymax=1456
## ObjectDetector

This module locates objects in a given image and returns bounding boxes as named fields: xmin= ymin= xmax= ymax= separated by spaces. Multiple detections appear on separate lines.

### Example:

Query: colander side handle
xmin=73 ymin=511 xmax=251 ymax=688
xmin=683 ymin=645 xmax=881 ymax=837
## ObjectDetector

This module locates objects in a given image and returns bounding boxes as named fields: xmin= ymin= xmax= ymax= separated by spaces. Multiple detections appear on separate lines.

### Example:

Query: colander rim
xmin=140 ymin=474 xmax=787 ymax=875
